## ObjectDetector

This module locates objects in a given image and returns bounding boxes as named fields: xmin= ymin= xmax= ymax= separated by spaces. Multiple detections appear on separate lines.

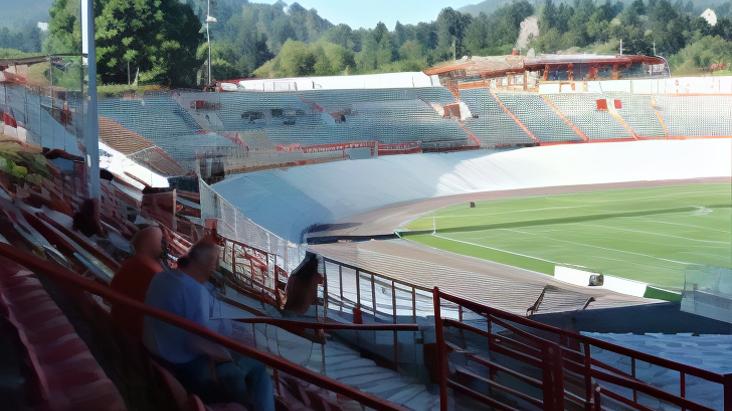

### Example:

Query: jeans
xmin=173 ymin=354 xmax=275 ymax=411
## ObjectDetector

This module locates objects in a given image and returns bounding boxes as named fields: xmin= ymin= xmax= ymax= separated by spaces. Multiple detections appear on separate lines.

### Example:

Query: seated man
xmin=143 ymin=241 xmax=274 ymax=411
xmin=110 ymin=226 xmax=164 ymax=338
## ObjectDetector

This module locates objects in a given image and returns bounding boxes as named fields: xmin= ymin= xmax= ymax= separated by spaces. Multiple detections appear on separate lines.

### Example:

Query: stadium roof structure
xmin=98 ymin=116 xmax=187 ymax=179
xmin=425 ymin=53 xmax=667 ymax=80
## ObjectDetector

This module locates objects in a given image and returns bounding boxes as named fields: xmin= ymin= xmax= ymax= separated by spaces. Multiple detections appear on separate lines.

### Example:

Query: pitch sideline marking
xmin=579 ymin=222 xmax=730 ymax=246
xmin=636 ymin=218 xmax=731 ymax=235
xmin=486 ymin=227 xmax=697 ymax=267
xmin=431 ymin=233 xmax=559 ymax=266
xmin=419 ymin=187 xmax=730 ymax=227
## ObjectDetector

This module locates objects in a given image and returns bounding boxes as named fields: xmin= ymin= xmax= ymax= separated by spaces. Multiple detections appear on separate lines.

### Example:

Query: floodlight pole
xmin=83 ymin=0 xmax=100 ymax=200
xmin=207 ymin=0 xmax=212 ymax=86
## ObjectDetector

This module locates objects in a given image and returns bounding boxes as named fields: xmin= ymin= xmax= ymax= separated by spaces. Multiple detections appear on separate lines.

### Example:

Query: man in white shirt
xmin=144 ymin=241 xmax=274 ymax=411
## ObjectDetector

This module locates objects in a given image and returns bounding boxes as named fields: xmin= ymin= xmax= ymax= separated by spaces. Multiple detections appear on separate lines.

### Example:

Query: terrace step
xmin=224 ymin=289 xmax=439 ymax=410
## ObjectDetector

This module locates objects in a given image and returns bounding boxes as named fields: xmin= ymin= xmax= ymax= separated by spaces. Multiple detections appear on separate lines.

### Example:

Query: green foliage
xmin=0 ymin=23 xmax=43 ymax=53
xmin=46 ymin=0 xmax=203 ymax=86
xmin=464 ymin=1 xmax=534 ymax=56
xmin=669 ymin=35 xmax=732 ymax=74
xmin=356 ymin=22 xmax=395 ymax=72
xmin=250 ymin=1 xmax=540 ymax=77
xmin=45 ymin=0 xmax=82 ymax=54
xmin=530 ymin=0 xmax=732 ymax=73
xmin=253 ymin=39 xmax=354 ymax=78
xmin=0 ymin=48 xmax=40 ymax=58
xmin=35 ymin=0 xmax=732 ymax=84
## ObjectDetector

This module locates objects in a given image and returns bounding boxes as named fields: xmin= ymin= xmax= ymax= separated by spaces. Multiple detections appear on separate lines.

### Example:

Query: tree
xmin=540 ymin=0 xmax=559 ymax=31
xmin=669 ymin=35 xmax=732 ymax=73
xmin=45 ymin=0 xmax=81 ymax=54
xmin=0 ymin=23 xmax=42 ymax=52
xmin=356 ymin=22 xmax=394 ymax=72
xmin=253 ymin=40 xmax=353 ymax=77
xmin=435 ymin=8 xmax=472 ymax=60
xmin=394 ymin=21 xmax=409 ymax=48
xmin=47 ymin=0 xmax=203 ymax=86
xmin=154 ymin=0 xmax=203 ymax=86
xmin=398 ymin=40 xmax=426 ymax=62
xmin=464 ymin=13 xmax=491 ymax=54
xmin=323 ymin=24 xmax=353 ymax=49
xmin=95 ymin=0 xmax=158 ymax=84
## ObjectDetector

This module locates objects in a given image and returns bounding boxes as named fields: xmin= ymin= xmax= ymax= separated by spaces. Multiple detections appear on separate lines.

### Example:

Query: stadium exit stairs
xmin=220 ymin=286 xmax=443 ymax=410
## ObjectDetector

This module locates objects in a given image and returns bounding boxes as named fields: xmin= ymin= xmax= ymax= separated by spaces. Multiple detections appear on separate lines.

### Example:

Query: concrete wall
xmin=539 ymin=75 xmax=732 ymax=94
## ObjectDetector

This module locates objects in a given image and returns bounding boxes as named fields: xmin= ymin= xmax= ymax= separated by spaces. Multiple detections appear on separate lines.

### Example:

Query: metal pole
xmin=432 ymin=287 xmax=448 ymax=411
xmin=207 ymin=0 xmax=212 ymax=86
xmin=83 ymin=0 xmax=100 ymax=200
xmin=723 ymin=373 xmax=732 ymax=411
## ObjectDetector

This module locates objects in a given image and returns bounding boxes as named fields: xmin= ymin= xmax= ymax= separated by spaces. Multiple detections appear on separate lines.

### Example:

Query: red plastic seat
xmin=6 ymin=289 xmax=52 ymax=306
xmin=25 ymin=326 xmax=77 ymax=346
xmin=2 ymin=282 xmax=43 ymax=297
xmin=44 ymin=356 xmax=106 ymax=379
xmin=151 ymin=361 xmax=194 ymax=411
xmin=3 ymin=273 xmax=38 ymax=288
xmin=0 ymin=257 xmax=127 ymax=411
xmin=15 ymin=306 xmax=65 ymax=326
xmin=21 ymin=316 xmax=72 ymax=338
xmin=36 ymin=339 xmax=92 ymax=365
xmin=204 ymin=400 xmax=248 ymax=411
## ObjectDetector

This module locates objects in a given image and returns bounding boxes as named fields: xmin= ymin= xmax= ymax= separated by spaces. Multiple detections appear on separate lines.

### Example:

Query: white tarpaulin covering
xmin=213 ymin=138 xmax=732 ymax=242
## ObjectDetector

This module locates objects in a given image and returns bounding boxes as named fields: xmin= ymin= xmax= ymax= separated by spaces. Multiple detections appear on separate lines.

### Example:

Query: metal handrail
xmin=437 ymin=288 xmax=728 ymax=384
xmin=235 ymin=317 xmax=419 ymax=331
xmin=322 ymin=257 xmax=433 ymax=293
xmin=0 ymin=244 xmax=407 ymax=411
xmin=434 ymin=287 xmax=730 ymax=411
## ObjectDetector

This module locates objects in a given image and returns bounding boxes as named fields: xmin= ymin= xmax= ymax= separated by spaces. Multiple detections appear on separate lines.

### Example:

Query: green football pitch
xmin=403 ymin=183 xmax=732 ymax=291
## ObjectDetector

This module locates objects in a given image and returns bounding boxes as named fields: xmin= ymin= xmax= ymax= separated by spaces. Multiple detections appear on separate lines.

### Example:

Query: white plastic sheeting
xmin=98 ymin=142 xmax=169 ymax=189
xmin=235 ymin=72 xmax=440 ymax=91
xmin=213 ymin=139 xmax=732 ymax=242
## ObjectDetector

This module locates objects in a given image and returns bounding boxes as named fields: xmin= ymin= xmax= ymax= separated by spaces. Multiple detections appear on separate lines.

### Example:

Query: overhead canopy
xmin=425 ymin=54 xmax=667 ymax=79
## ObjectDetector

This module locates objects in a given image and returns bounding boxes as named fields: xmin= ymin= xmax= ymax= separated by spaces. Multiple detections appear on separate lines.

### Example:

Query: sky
xmin=271 ymin=0 xmax=478 ymax=29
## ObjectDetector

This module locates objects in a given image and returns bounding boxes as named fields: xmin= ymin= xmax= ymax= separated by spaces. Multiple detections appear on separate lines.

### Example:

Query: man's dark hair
xmin=178 ymin=240 xmax=219 ymax=268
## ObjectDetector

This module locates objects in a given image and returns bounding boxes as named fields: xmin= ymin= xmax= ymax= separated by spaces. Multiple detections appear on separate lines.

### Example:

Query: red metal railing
xmin=212 ymin=236 xmax=288 ymax=308
xmin=210 ymin=248 xmax=732 ymax=411
xmin=158 ymin=192 xmax=732 ymax=411
xmin=0 ymin=243 xmax=408 ymax=411
xmin=321 ymin=257 xmax=432 ymax=369
xmin=321 ymin=257 xmax=433 ymax=322
xmin=432 ymin=287 xmax=729 ymax=411
xmin=218 ymin=235 xmax=287 ymax=309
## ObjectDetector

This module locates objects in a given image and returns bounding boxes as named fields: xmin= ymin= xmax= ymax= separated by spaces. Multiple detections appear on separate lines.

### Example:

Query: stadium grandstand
xmin=1 ymin=42 xmax=731 ymax=411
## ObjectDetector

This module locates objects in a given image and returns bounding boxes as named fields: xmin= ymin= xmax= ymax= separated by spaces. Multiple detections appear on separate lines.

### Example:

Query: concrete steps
xmin=220 ymin=287 xmax=440 ymax=410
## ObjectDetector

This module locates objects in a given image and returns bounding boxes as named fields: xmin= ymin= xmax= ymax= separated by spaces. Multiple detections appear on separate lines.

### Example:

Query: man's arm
xmin=186 ymin=284 xmax=232 ymax=362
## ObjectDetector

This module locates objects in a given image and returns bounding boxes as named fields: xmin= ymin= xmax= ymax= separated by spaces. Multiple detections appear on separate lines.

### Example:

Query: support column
xmin=82 ymin=0 xmax=100 ymax=200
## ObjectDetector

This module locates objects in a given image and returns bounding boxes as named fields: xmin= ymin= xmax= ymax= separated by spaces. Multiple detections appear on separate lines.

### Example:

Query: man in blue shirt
xmin=144 ymin=241 xmax=274 ymax=411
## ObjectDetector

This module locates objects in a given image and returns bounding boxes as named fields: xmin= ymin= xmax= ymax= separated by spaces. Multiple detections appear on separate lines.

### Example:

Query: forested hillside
xmin=1 ymin=0 xmax=730 ymax=86
xmin=202 ymin=0 xmax=533 ymax=79
xmin=460 ymin=0 xmax=732 ymax=18
xmin=0 ymin=0 xmax=51 ymax=28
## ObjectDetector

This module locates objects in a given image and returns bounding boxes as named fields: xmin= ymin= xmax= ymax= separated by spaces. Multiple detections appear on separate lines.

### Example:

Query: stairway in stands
xmin=221 ymin=286 xmax=443 ymax=410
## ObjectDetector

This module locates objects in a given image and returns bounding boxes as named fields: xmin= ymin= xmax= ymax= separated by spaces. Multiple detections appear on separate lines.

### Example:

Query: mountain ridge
xmin=0 ymin=0 xmax=52 ymax=27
